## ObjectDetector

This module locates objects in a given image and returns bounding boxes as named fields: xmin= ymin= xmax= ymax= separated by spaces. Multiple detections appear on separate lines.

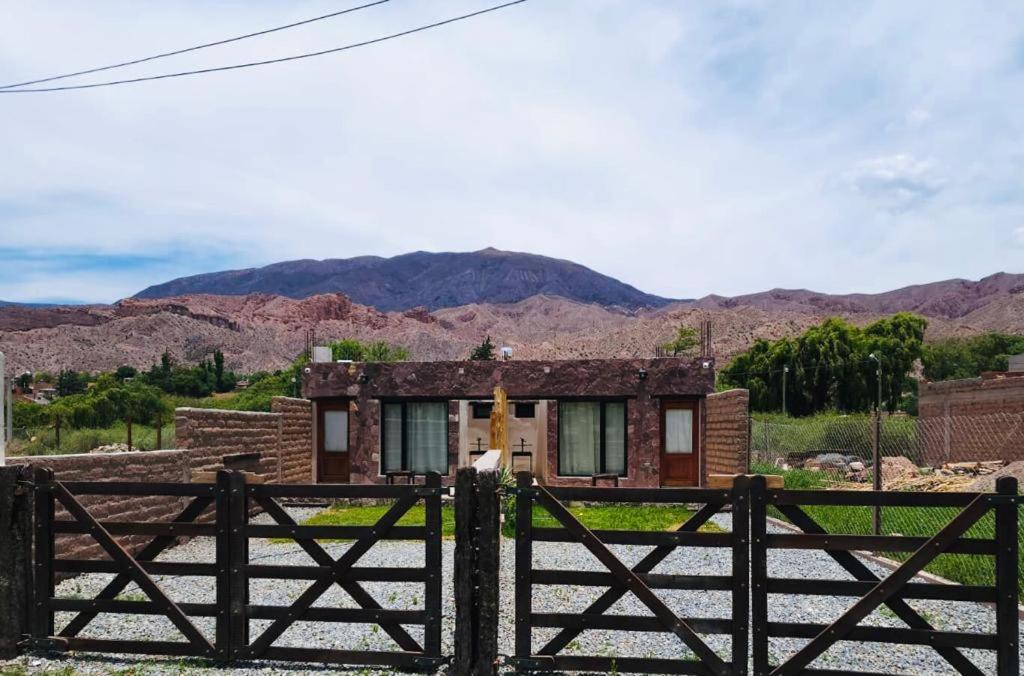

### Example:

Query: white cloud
xmin=843 ymin=154 xmax=946 ymax=207
xmin=0 ymin=0 xmax=1023 ymax=303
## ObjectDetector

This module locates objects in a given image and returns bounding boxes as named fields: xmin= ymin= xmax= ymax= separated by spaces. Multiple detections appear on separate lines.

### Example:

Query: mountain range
xmin=135 ymin=248 xmax=674 ymax=311
xmin=1 ymin=249 xmax=1022 ymax=374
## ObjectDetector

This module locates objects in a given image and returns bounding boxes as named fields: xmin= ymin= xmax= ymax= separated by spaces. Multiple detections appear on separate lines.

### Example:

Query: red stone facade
xmin=918 ymin=374 xmax=1024 ymax=465
xmin=304 ymin=358 xmax=717 ymax=487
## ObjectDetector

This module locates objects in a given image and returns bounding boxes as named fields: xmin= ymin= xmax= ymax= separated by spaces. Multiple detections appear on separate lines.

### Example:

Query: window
xmin=558 ymin=401 xmax=626 ymax=476
xmin=323 ymin=409 xmax=349 ymax=452
xmin=382 ymin=401 xmax=449 ymax=474
xmin=514 ymin=402 xmax=536 ymax=419
xmin=472 ymin=402 xmax=493 ymax=419
xmin=664 ymin=407 xmax=693 ymax=454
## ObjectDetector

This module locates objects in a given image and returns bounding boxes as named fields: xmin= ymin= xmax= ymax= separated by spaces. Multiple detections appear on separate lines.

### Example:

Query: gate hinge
xmin=21 ymin=637 xmax=69 ymax=653
xmin=412 ymin=655 xmax=448 ymax=670
xmin=505 ymin=655 xmax=556 ymax=672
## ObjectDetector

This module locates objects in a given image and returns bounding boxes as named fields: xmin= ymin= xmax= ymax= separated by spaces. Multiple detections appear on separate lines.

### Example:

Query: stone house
xmin=301 ymin=357 xmax=736 ymax=487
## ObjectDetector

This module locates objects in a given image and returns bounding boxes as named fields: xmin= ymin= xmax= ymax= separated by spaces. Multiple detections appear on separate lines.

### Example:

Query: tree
xmin=15 ymin=372 xmax=32 ymax=389
xmin=328 ymin=338 xmax=409 ymax=363
xmin=718 ymin=313 xmax=926 ymax=415
xmin=56 ymin=369 xmax=87 ymax=397
xmin=663 ymin=326 xmax=700 ymax=356
xmin=470 ymin=336 xmax=496 ymax=360
xmin=922 ymin=333 xmax=1024 ymax=381
xmin=115 ymin=365 xmax=137 ymax=381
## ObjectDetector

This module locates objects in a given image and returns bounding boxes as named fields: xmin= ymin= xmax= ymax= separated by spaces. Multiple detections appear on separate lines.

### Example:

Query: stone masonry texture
xmin=10 ymin=398 xmax=313 ymax=562
xmin=705 ymin=389 xmax=750 ymax=477
xmin=918 ymin=375 xmax=1024 ymax=465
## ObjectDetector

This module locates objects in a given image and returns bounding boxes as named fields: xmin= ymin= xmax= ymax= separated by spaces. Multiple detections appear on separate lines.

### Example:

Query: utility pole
xmin=0 ymin=351 xmax=5 ymax=466
xmin=782 ymin=365 xmax=789 ymax=417
xmin=869 ymin=352 xmax=882 ymax=535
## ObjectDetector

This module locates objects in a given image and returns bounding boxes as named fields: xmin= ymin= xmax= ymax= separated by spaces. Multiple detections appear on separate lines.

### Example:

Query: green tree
xmin=470 ymin=336 xmax=496 ymax=360
xmin=663 ymin=326 xmax=700 ymax=356
xmin=331 ymin=339 xmax=366 ymax=361
xmin=328 ymin=338 xmax=409 ymax=363
xmin=718 ymin=313 xmax=926 ymax=415
xmin=56 ymin=369 xmax=87 ymax=396
xmin=922 ymin=333 xmax=1024 ymax=381
xmin=15 ymin=372 xmax=32 ymax=389
xmin=115 ymin=365 xmax=137 ymax=381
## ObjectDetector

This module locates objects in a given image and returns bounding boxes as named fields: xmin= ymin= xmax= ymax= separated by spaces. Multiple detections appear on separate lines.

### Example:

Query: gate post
xmin=454 ymin=466 xmax=500 ymax=675
xmin=731 ymin=475 xmax=750 ymax=676
xmin=995 ymin=476 xmax=1019 ymax=676
xmin=0 ymin=464 xmax=33 ymax=658
xmin=749 ymin=474 xmax=768 ymax=676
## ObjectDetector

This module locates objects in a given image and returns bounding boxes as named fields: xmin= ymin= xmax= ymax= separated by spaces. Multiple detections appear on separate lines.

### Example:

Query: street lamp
xmin=782 ymin=365 xmax=789 ymax=416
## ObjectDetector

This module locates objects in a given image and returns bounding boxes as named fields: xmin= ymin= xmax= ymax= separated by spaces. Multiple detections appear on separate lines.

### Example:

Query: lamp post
xmin=782 ymin=365 xmax=789 ymax=417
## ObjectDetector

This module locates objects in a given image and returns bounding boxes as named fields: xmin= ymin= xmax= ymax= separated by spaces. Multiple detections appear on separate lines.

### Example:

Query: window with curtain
xmin=323 ymin=409 xmax=349 ymax=452
xmin=381 ymin=401 xmax=449 ymax=474
xmin=558 ymin=401 xmax=627 ymax=476
xmin=664 ymin=407 xmax=693 ymax=454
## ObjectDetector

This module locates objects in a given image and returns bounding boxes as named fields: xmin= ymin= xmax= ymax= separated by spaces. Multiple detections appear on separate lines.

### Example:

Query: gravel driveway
xmin=3 ymin=508 xmax=1019 ymax=675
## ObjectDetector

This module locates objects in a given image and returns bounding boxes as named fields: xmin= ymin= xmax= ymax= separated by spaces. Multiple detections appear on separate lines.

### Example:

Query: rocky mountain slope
xmin=0 ymin=288 xmax=999 ymax=375
xmin=135 ymin=248 xmax=674 ymax=311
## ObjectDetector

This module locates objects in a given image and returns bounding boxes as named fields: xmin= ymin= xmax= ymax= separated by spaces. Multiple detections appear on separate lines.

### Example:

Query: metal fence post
xmin=995 ymin=476 xmax=1019 ymax=676
xmin=872 ymin=412 xmax=882 ymax=535
xmin=514 ymin=471 xmax=533 ymax=663
xmin=0 ymin=464 xmax=33 ymax=658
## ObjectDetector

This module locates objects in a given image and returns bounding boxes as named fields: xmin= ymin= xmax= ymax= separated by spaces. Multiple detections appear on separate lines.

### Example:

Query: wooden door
xmin=317 ymin=401 xmax=350 ymax=483
xmin=660 ymin=401 xmax=699 ymax=486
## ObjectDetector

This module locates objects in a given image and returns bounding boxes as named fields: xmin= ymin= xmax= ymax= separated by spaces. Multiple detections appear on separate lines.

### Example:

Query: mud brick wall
xmin=175 ymin=407 xmax=283 ymax=482
xmin=918 ymin=376 xmax=1024 ymax=465
xmin=272 ymin=397 xmax=314 ymax=484
xmin=705 ymin=389 xmax=750 ymax=478
xmin=10 ymin=401 xmax=314 ymax=562
xmin=8 ymin=450 xmax=197 ymax=563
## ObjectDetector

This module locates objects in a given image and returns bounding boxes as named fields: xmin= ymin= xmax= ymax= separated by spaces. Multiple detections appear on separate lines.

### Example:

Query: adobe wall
xmin=9 ymin=398 xmax=314 ymax=561
xmin=918 ymin=376 xmax=1024 ymax=464
xmin=705 ymin=389 xmax=750 ymax=477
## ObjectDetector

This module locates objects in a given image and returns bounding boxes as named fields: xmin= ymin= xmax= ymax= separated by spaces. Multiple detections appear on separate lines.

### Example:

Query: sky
xmin=1 ymin=0 xmax=1023 ymax=304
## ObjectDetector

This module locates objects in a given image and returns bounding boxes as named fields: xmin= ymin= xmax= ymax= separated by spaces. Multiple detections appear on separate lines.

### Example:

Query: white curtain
xmin=559 ymin=402 xmax=600 ymax=475
xmin=383 ymin=403 xmax=403 ymax=471
xmin=406 ymin=402 xmax=448 ymax=473
xmin=604 ymin=402 xmax=626 ymax=474
xmin=665 ymin=408 xmax=693 ymax=454
xmin=323 ymin=410 xmax=348 ymax=452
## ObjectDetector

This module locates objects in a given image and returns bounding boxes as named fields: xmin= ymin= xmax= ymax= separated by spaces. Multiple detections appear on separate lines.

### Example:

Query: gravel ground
xmin=2 ymin=509 xmax=1020 ymax=675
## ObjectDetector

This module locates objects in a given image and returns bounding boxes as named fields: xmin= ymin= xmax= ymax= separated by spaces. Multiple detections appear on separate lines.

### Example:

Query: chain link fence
xmin=750 ymin=412 xmax=1024 ymax=596
xmin=5 ymin=421 xmax=176 ymax=456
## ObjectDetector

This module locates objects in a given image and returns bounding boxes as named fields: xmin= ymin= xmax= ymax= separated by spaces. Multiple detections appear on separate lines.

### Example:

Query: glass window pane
xmin=323 ymin=410 xmax=348 ymax=452
xmin=604 ymin=402 xmax=626 ymax=475
xmin=406 ymin=402 xmax=448 ymax=474
xmin=383 ymin=403 xmax=403 ymax=472
xmin=559 ymin=402 xmax=600 ymax=476
xmin=665 ymin=408 xmax=693 ymax=454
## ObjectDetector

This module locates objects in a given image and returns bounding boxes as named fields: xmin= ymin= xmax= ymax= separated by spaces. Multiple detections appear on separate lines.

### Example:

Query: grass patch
xmin=283 ymin=502 xmax=721 ymax=544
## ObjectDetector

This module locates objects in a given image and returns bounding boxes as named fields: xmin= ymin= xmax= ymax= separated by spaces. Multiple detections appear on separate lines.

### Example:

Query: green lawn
xmin=752 ymin=462 xmax=1024 ymax=596
xmin=285 ymin=502 xmax=716 ymax=542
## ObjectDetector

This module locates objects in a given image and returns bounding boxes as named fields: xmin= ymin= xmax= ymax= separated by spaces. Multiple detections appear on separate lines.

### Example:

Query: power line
xmin=0 ymin=0 xmax=393 ymax=90
xmin=0 ymin=0 xmax=528 ymax=93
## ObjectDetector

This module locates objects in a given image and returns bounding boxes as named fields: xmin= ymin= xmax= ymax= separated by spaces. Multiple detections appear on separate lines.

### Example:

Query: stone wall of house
xmin=272 ymin=397 xmax=314 ymax=484
xmin=705 ymin=389 xmax=750 ymax=477
xmin=10 ymin=400 xmax=314 ymax=561
xmin=918 ymin=375 xmax=1024 ymax=465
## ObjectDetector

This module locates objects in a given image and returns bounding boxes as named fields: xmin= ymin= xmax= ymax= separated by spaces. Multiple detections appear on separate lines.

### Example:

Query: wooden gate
xmin=25 ymin=468 xmax=445 ymax=672
xmin=511 ymin=471 xmax=751 ymax=675
xmin=750 ymin=475 xmax=1020 ymax=676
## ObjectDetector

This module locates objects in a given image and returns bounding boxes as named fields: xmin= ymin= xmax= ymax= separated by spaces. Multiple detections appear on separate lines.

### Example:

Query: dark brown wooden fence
xmin=510 ymin=472 xmax=751 ymax=676
xmin=2 ymin=465 xmax=1020 ymax=675
xmin=750 ymin=475 xmax=1020 ymax=676
xmin=21 ymin=468 xmax=446 ymax=672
